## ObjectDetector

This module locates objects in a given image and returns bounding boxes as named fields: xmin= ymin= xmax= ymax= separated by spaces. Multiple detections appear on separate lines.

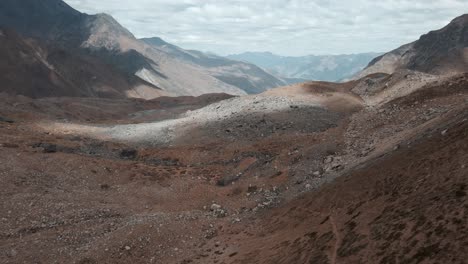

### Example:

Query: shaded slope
xmin=0 ymin=28 xmax=77 ymax=98
xmin=0 ymin=0 xmax=166 ymax=99
xmin=0 ymin=0 xmax=86 ymax=44
xmin=0 ymin=28 xmax=166 ymax=98
xmin=358 ymin=14 xmax=468 ymax=78
xmin=0 ymin=0 xmax=281 ymax=97
xmin=0 ymin=0 xmax=237 ymax=97
xmin=142 ymin=37 xmax=287 ymax=94
xmin=212 ymin=103 xmax=468 ymax=264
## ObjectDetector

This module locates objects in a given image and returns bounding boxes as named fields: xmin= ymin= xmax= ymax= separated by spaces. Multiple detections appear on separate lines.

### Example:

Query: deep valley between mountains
xmin=0 ymin=1 xmax=467 ymax=264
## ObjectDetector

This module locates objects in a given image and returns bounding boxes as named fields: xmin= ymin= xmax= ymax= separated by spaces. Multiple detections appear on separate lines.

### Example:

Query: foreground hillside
xmin=1 ymin=5 xmax=467 ymax=264
xmin=1 ymin=68 xmax=466 ymax=263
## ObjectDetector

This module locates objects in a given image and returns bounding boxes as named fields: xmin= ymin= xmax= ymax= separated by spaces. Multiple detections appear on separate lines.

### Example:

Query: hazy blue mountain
xmin=226 ymin=52 xmax=382 ymax=83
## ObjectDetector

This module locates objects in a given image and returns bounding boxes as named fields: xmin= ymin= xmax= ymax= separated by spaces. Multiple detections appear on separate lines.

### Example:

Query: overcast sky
xmin=64 ymin=0 xmax=468 ymax=56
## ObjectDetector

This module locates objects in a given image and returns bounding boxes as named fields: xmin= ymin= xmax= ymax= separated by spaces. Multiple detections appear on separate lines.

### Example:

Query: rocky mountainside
xmin=0 ymin=0 xmax=86 ymax=44
xmin=357 ymin=14 xmax=468 ymax=78
xmin=227 ymin=51 xmax=381 ymax=83
xmin=0 ymin=27 xmax=166 ymax=98
xmin=141 ymin=37 xmax=286 ymax=94
xmin=0 ymin=0 xmax=284 ymax=98
xmin=0 ymin=11 xmax=467 ymax=264
xmin=1 ymin=69 xmax=466 ymax=264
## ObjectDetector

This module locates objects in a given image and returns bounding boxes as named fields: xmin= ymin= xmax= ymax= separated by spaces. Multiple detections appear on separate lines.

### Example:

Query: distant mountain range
xmin=226 ymin=52 xmax=382 ymax=83
xmin=0 ymin=0 xmax=285 ymax=99
xmin=1 ymin=0 xmax=465 ymax=100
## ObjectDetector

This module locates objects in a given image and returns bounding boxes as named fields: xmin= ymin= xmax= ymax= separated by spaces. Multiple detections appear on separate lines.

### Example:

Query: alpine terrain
xmin=0 ymin=0 xmax=285 ymax=98
xmin=227 ymin=52 xmax=382 ymax=83
xmin=0 ymin=2 xmax=466 ymax=264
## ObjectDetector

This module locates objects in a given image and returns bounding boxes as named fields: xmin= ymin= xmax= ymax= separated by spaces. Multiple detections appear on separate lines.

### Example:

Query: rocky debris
xmin=217 ymin=172 xmax=242 ymax=186
xmin=6 ymin=249 xmax=17 ymax=258
xmin=1 ymin=143 xmax=19 ymax=148
xmin=100 ymin=184 xmax=110 ymax=190
xmin=343 ymin=96 xmax=453 ymax=177
xmin=31 ymin=143 xmax=57 ymax=153
xmin=323 ymin=156 xmax=344 ymax=172
xmin=252 ymin=187 xmax=281 ymax=211
xmin=209 ymin=203 xmax=227 ymax=218
xmin=247 ymin=185 xmax=258 ymax=193
xmin=203 ymin=224 xmax=218 ymax=239
xmin=210 ymin=204 xmax=222 ymax=211
xmin=205 ymin=105 xmax=340 ymax=141
xmin=359 ymin=144 xmax=375 ymax=157
xmin=147 ymin=157 xmax=181 ymax=166
xmin=0 ymin=47 xmax=466 ymax=264
xmin=120 ymin=149 xmax=138 ymax=159
xmin=0 ymin=116 xmax=14 ymax=123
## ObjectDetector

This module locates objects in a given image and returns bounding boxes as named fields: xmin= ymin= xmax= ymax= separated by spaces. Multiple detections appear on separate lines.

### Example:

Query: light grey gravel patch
xmin=46 ymin=94 xmax=326 ymax=146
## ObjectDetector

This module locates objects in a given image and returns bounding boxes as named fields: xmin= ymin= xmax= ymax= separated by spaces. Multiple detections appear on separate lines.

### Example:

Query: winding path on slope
xmin=330 ymin=214 xmax=341 ymax=264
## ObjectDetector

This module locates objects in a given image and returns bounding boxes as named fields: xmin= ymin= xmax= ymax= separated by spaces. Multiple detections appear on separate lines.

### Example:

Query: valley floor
xmin=0 ymin=73 xmax=467 ymax=263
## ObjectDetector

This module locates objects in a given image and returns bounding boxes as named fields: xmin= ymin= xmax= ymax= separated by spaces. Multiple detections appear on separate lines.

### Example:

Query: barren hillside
xmin=0 ymin=5 xmax=467 ymax=264
xmin=0 ymin=0 xmax=285 ymax=98
xmin=1 ymin=69 xmax=466 ymax=263
xmin=357 ymin=14 xmax=468 ymax=78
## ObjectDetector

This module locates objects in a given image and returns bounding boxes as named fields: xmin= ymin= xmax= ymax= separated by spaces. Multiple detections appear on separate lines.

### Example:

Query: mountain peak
xmin=358 ymin=13 xmax=468 ymax=78
xmin=93 ymin=13 xmax=123 ymax=25
xmin=451 ymin=13 xmax=468 ymax=25
xmin=140 ymin=37 xmax=170 ymax=46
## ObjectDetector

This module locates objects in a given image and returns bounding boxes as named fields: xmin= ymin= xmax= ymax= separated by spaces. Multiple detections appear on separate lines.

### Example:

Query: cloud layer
xmin=64 ymin=0 xmax=468 ymax=56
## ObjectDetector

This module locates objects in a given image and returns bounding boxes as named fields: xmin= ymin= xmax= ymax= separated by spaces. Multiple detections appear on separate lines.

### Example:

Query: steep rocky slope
xmin=227 ymin=52 xmax=381 ymax=83
xmin=0 ymin=0 xmax=86 ymax=44
xmin=357 ymin=14 xmax=468 ymax=78
xmin=0 ymin=0 xmax=167 ymax=99
xmin=141 ymin=37 xmax=286 ymax=94
xmin=214 ymin=108 xmax=468 ymax=264
xmin=0 ymin=0 xmax=282 ymax=98
xmin=1 ymin=70 xmax=466 ymax=263
xmin=0 ymin=28 xmax=165 ymax=98
xmin=0 ymin=6 xmax=467 ymax=264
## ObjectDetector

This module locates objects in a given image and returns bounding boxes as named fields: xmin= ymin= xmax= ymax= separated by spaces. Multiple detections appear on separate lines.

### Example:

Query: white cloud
xmin=64 ymin=0 xmax=468 ymax=56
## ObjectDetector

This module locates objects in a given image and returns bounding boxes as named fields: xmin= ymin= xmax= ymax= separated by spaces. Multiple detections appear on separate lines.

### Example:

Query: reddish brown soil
xmin=0 ymin=76 xmax=467 ymax=264
xmin=207 ymin=109 xmax=468 ymax=264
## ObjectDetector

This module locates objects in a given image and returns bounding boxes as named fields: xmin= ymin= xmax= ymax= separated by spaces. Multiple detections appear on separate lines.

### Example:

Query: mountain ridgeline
xmin=357 ymin=14 xmax=468 ymax=78
xmin=140 ymin=37 xmax=286 ymax=94
xmin=0 ymin=0 xmax=466 ymax=99
xmin=227 ymin=52 xmax=382 ymax=83
xmin=0 ymin=2 xmax=467 ymax=263
xmin=0 ymin=0 xmax=285 ymax=99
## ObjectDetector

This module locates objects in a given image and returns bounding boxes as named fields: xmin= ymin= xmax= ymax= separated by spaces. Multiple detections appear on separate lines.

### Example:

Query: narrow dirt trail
xmin=330 ymin=215 xmax=341 ymax=264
